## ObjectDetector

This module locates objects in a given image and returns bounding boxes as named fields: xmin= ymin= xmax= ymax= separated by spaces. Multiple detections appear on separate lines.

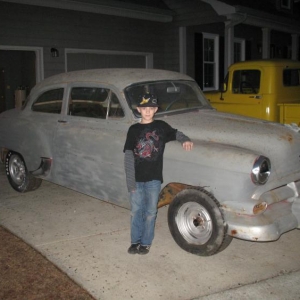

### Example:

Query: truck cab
xmin=205 ymin=60 xmax=300 ymax=125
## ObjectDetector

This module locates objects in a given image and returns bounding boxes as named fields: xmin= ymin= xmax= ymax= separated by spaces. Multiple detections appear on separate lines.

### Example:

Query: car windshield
xmin=125 ymin=80 xmax=211 ymax=117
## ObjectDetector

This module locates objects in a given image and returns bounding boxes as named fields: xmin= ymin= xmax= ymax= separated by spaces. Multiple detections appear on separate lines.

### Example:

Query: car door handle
xmin=249 ymin=95 xmax=262 ymax=99
xmin=58 ymin=120 xmax=67 ymax=123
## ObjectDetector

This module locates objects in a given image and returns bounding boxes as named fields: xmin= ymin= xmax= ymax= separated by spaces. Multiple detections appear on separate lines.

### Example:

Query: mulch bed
xmin=0 ymin=226 xmax=95 ymax=300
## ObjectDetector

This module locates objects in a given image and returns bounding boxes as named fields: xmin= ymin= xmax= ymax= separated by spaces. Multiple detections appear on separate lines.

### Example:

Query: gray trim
xmin=1 ymin=0 xmax=173 ymax=22
xmin=65 ymin=48 xmax=153 ymax=72
xmin=203 ymin=0 xmax=300 ymax=33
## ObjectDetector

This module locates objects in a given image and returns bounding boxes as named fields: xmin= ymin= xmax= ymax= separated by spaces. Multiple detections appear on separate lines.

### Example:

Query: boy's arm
xmin=176 ymin=130 xmax=190 ymax=143
xmin=124 ymin=150 xmax=136 ymax=192
xmin=176 ymin=131 xmax=193 ymax=151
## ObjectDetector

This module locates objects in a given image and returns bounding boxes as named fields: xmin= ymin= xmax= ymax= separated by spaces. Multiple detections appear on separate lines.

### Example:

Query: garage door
xmin=67 ymin=52 xmax=146 ymax=71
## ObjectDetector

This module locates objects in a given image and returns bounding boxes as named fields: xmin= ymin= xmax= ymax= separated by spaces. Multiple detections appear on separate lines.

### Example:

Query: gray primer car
xmin=1 ymin=68 xmax=300 ymax=256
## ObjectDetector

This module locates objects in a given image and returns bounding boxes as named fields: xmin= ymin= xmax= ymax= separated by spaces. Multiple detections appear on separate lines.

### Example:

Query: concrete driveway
xmin=1 ymin=164 xmax=300 ymax=300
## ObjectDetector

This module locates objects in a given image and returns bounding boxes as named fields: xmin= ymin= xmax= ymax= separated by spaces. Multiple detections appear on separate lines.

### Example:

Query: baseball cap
xmin=137 ymin=93 xmax=159 ymax=107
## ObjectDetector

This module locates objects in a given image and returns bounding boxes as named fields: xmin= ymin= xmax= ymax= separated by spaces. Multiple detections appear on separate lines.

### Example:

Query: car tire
xmin=168 ymin=187 xmax=232 ymax=256
xmin=5 ymin=151 xmax=42 ymax=193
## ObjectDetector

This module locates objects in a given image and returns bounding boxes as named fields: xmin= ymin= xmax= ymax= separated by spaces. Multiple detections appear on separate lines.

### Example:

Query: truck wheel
xmin=168 ymin=188 xmax=232 ymax=256
xmin=5 ymin=151 xmax=42 ymax=193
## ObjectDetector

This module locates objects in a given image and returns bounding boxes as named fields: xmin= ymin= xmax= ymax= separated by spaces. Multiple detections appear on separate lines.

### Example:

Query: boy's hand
xmin=182 ymin=141 xmax=193 ymax=151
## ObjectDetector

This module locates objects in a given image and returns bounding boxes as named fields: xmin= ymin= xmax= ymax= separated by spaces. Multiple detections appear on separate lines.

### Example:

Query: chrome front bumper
xmin=223 ymin=181 xmax=300 ymax=241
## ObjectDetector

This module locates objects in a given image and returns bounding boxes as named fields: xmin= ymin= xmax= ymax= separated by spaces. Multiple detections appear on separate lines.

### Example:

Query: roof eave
xmin=1 ymin=0 xmax=174 ymax=22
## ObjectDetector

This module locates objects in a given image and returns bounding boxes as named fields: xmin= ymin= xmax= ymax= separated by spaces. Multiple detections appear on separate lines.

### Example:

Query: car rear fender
xmin=0 ymin=108 xmax=58 ymax=172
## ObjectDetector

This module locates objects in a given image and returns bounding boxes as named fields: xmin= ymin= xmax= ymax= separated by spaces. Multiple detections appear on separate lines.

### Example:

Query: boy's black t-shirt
xmin=123 ymin=120 xmax=177 ymax=183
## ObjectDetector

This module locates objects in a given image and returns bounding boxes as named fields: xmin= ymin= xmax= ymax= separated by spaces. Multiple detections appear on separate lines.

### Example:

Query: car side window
xmin=69 ymin=87 xmax=108 ymax=119
xmin=32 ymin=88 xmax=64 ymax=114
xmin=232 ymin=70 xmax=260 ymax=94
xmin=68 ymin=87 xmax=124 ymax=119
xmin=283 ymin=69 xmax=300 ymax=86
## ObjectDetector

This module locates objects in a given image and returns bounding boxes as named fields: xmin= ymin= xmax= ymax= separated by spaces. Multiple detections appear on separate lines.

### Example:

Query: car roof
xmin=33 ymin=68 xmax=194 ymax=92
xmin=229 ymin=59 xmax=300 ymax=69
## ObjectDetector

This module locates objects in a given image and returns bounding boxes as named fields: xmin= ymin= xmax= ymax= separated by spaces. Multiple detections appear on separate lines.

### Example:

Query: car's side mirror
xmin=221 ymin=83 xmax=227 ymax=93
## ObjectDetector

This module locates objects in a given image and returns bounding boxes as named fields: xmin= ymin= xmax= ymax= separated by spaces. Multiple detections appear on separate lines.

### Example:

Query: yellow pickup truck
xmin=205 ymin=60 xmax=300 ymax=125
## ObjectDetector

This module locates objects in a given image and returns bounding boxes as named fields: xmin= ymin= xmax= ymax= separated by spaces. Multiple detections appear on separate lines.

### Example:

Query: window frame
xmin=283 ymin=68 xmax=300 ymax=87
xmin=232 ymin=69 xmax=261 ymax=95
xmin=67 ymin=85 xmax=125 ymax=120
xmin=202 ymin=33 xmax=219 ymax=92
xmin=31 ymin=88 xmax=64 ymax=114
xmin=281 ymin=0 xmax=291 ymax=9
xmin=277 ymin=0 xmax=293 ymax=12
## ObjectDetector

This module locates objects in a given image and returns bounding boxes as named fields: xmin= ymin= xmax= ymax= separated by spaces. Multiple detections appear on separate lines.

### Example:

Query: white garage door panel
xmin=67 ymin=53 xmax=146 ymax=71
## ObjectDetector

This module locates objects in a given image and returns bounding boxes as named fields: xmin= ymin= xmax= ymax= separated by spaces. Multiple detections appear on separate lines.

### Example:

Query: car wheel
xmin=168 ymin=187 xmax=232 ymax=256
xmin=5 ymin=151 xmax=42 ymax=193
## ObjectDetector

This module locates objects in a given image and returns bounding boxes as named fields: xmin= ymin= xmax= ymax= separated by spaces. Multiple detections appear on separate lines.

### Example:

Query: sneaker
xmin=139 ymin=245 xmax=150 ymax=255
xmin=128 ymin=243 xmax=140 ymax=254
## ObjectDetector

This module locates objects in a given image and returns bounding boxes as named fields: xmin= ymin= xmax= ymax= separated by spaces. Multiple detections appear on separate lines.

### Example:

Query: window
xmin=32 ymin=88 xmax=63 ymax=114
xmin=281 ymin=0 xmax=291 ymax=9
xmin=283 ymin=69 xmax=300 ymax=86
xmin=232 ymin=70 xmax=261 ymax=94
xmin=203 ymin=33 xmax=219 ymax=91
xmin=68 ymin=87 xmax=124 ymax=119
xmin=125 ymin=80 xmax=209 ymax=117
xmin=277 ymin=0 xmax=293 ymax=12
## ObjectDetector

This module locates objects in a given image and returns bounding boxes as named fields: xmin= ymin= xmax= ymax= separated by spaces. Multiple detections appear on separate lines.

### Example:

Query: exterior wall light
xmin=51 ymin=48 xmax=59 ymax=58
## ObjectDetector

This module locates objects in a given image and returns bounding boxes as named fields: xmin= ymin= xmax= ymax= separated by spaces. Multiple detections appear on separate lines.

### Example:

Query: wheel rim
xmin=175 ymin=202 xmax=213 ymax=245
xmin=9 ymin=154 xmax=26 ymax=185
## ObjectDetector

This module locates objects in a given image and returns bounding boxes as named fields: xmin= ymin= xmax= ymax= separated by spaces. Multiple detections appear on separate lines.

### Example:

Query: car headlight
xmin=251 ymin=156 xmax=271 ymax=185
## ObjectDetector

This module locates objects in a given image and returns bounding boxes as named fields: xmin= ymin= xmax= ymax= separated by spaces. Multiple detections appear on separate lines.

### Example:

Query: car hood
xmin=157 ymin=108 xmax=300 ymax=179
xmin=158 ymin=109 xmax=296 ymax=145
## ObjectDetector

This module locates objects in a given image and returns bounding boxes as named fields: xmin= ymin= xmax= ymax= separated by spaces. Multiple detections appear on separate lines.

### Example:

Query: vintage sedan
xmin=1 ymin=68 xmax=300 ymax=256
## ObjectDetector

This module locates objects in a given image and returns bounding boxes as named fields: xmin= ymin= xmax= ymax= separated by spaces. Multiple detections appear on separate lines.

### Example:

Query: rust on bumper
xmin=223 ymin=181 xmax=300 ymax=241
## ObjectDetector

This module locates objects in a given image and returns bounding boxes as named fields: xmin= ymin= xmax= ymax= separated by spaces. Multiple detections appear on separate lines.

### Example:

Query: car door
xmin=52 ymin=84 xmax=130 ymax=208
xmin=213 ymin=68 xmax=264 ymax=119
xmin=16 ymin=86 xmax=66 ymax=172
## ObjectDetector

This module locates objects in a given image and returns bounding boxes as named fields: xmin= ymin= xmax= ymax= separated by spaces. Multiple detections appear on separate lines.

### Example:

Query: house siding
xmin=0 ymin=2 xmax=179 ymax=78
xmin=0 ymin=0 xmax=299 ymax=102
xmin=162 ymin=24 xmax=180 ymax=72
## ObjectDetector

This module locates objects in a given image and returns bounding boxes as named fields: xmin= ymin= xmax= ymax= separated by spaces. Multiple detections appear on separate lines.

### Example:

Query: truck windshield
xmin=125 ymin=80 xmax=211 ymax=117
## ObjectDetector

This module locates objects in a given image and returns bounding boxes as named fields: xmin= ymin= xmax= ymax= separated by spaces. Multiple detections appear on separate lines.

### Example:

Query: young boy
xmin=123 ymin=93 xmax=193 ymax=255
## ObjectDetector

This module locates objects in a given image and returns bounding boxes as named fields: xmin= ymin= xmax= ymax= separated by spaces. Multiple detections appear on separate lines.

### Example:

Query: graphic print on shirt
xmin=134 ymin=130 xmax=160 ymax=160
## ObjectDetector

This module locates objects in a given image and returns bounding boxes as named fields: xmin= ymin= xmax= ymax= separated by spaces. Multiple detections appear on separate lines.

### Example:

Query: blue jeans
xmin=129 ymin=180 xmax=161 ymax=246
